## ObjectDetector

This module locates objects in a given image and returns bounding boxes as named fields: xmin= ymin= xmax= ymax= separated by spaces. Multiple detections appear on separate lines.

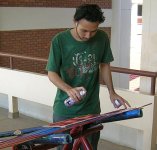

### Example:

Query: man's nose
xmin=85 ymin=32 xmax=91 ymax=39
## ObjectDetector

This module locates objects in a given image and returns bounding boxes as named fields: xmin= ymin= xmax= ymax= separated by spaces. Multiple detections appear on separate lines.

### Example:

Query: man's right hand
xmin=66 ymin=87 xmax=86 ymax=103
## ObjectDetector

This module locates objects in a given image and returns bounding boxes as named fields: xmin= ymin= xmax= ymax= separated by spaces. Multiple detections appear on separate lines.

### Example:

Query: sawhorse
xmin=13 ymin=124 xmax=103 ymax=150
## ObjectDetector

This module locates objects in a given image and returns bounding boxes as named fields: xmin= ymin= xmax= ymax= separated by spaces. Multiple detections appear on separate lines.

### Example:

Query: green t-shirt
xmin=46 ymin=29 xmax=114 ymax=117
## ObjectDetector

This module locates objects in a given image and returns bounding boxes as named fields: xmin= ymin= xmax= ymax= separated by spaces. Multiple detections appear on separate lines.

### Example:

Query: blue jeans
xmin=53 ymin=114 xmax=100 ymax=150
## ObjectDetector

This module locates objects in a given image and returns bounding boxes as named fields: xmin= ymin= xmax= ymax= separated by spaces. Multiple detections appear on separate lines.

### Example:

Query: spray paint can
xmin=114 ymin=99 xmax=122 ymax=107
xmin=64 ymin=90 xmax=86 ymax=107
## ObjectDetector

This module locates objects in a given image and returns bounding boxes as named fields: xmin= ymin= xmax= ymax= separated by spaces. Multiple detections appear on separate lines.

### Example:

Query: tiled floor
xmin=0 ymin=108 xmax=134 ymax=150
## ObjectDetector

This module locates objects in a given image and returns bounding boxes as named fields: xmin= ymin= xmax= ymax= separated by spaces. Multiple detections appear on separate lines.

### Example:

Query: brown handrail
xmin=0 ymin=52 xmax=157 ymax=95
xmin=0 ymin=52 xmax=47 ymax=68
xmin=111 ymin=67 xmax=157 ymax=95
xmin=0 ymin=52 xmax=47 ymax=69
xmin=111 ymin=66 xmax=157 ymax=77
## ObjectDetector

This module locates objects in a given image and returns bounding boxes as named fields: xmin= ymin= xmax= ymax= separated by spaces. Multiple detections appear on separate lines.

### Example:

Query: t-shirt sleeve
xmin=46 ymin=36 xmax=62 ymax=73
xmin=101 ymin=34 xmax=114 ymax=63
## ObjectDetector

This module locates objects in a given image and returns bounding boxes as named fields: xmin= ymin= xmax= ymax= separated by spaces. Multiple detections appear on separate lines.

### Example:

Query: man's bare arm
xmin=48 ymin=71 xmax=86 ymax=101
xmin=99 ymin=63 xmax=130 ymax=108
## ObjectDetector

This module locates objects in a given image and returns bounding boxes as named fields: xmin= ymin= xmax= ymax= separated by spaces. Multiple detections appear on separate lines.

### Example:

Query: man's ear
xmin=73 ymin=20 xmax=78 ymax=26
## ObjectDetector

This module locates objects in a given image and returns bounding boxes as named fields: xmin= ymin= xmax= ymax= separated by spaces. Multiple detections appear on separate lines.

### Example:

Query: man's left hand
xmin=110 ymin=93 xmax=131 ymax=109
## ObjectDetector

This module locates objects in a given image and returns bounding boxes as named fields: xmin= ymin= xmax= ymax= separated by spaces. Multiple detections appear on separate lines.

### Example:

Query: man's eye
xmin=81 ymin=30 xmax=87 ymax=33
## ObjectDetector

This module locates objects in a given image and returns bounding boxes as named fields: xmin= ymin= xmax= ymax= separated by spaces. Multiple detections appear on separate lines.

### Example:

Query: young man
xmin=46 ymin=4 xmax=130 ymax=150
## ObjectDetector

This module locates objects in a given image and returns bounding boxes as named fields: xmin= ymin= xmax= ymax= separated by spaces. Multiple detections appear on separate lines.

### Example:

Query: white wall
xmin=0 ymin=7 xmax=111 ymax=31
xmin=0 ymin=94 xmax=53 ymax=122
xmin=0 ymin=68 xmax=156 ymax=150
xmin=0 ymin=94 xmax=8 ymax=109
xmin=100 ymin=87 xmax=156 ymax=150
xmin=0 ymin=68 xmax=55 ymax=121
xmin=0 ymin=68 xmax=55 ymax=106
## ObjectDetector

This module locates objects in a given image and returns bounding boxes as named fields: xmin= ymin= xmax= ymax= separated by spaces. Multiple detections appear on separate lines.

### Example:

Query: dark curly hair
xmin=74 ymin=4 xmax=105 ymax=23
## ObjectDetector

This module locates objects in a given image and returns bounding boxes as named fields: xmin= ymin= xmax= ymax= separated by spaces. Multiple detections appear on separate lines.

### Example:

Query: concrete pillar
xmin=111 ymin=0 xmax=131 ymax=89
xmin=151 ymin=95 xmax=157 ymax=150
xmin=8 ymin=95 xmax=19 ymax=118
xmin=142 ymin=95 xmax=157 ymax=150
xmin=140 ymin=0 xmax=157 ymax=94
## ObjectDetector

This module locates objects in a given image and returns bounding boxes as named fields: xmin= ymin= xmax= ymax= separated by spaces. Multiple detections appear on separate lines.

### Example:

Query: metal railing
xmin=111 ymin=67 xmax=157 ymax=95
xmin=0 ymin=52 xmax=157 ymax=95
xmin=0 ymin=52 xmax=47 ymax=69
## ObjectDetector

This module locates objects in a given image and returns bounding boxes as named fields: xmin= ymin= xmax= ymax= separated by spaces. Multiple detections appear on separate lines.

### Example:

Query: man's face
xmin=75 ymin=19 xmax=99 ymax=41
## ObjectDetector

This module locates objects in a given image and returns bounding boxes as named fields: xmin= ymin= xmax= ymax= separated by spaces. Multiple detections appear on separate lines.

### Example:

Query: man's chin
xmin=82 ymin=38 xmax=89 ymax=41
